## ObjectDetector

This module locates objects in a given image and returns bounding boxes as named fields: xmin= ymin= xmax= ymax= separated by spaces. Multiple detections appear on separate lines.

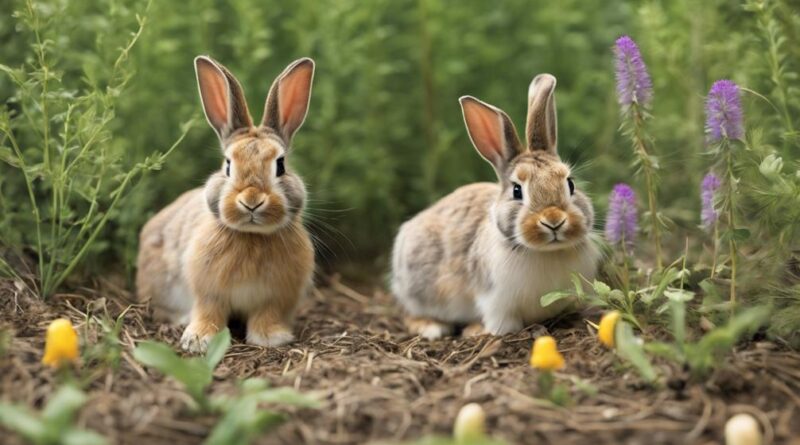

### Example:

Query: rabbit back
xmin=136 ymin=188 xmax=206 ymax=323
xmin=391 ymin=182 xmax=498 ymax=324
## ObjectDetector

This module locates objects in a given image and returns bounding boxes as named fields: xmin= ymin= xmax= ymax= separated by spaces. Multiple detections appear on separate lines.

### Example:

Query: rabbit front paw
xmin=180 ymin=325 xmax=215 ymax=353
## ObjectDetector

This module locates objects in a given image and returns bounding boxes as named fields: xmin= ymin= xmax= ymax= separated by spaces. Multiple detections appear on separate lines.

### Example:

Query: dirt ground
xmin=1 ymin=276 xmax=799 ymax=445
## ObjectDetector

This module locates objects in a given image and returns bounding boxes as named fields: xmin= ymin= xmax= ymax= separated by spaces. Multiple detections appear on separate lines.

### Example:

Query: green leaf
xmin=608 ymin=289 xmax=626 ymax=303
xmin=643 ymin=267 xmax=679 ymax=304
xmin=570 ymin=274 xmax=585 ymax=298
xmin=644 ymin=341 xmax=683 ymax=363
xmin=251 ymin=387 xmax=319 ymax=408
xmin=62 ymin=429 xmax=109 ymax=445
xmin=666 ymin=296 xmax=687 ymax=347
xmin=0 ymin=403 xmax=46 ymax=443
xmin=615 ymin=322 xmax=658 ymax=383
xmin=592 ymin=280 xmax=611 ymax=296
xmin=205 ymin=328 xmax=231 ymax=370
xmin=732 ymin=228 xmax=751 ymax=241
xmin=664 ymin=289 xmax=694 ymax=303
xmin=687 ymin=306 xmax=771 ymax=375
xmin=133 ymin=341 xmax=212 ymax=402
xmin=41 ymin=385 xmax=87 ymax=432
xmin=540 ymin=291 xmax=573 ymax=307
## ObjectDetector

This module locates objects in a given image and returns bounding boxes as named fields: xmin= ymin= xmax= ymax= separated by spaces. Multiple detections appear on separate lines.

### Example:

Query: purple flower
xmin=605 ymin=183 xmax=638 ymax=249
xmin=614 ymin=36 xmax=653 ymax=108
xmin=701 ymin=172 xmax=721 ymax=230
xmin=705 ymin=80 xmax=744 ymax=142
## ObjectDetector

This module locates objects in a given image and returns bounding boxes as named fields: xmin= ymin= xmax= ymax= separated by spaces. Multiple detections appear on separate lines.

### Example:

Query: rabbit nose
xmin=540 ymin=219 xmax=566 ymax=232
xmin=239 ymin=200 xmax=265 ymax=212
xmin=539 ymin=207 xmax=567 ymax=232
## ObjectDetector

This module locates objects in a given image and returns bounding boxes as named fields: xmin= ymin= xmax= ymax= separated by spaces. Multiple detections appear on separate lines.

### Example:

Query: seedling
xmin=0 ymin=385 xmax=107 ymax=445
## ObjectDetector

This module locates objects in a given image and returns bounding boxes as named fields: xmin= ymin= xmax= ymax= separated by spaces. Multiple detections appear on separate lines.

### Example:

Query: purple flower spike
xmin=614 ymin=36 xmax=653 ymax=108
xmin=705 ymin=80 xmax=744 ymax=142
xmin=701 ymin=172 xmax=721 ymax=230
xmin=605 ymin=183 xmax=638 ymax=249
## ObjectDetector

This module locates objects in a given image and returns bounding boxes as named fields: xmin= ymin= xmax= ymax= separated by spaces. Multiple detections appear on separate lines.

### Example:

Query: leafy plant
xmin=82 ymin=305 xmax=131 ymax=372
xmin=0 ymin=385 xmax=107 ymax=445
xmin=132 ymin=327 xmax=231 ymax=412
xmin=205 ymin=378 xmax=318 ymax=445
xmin=541 ymin=263 xmax=689 ymax=329
xmin=0 ymin=0 xmax=193 ymax=296
xmin=133 ymin=328 xmax=318 ymax=444
xmin=647 ymin=300 xmax=771 ymax=377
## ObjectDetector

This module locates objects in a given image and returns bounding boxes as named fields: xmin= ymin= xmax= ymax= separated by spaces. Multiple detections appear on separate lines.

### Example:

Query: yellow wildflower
xmin=598 ymin=311 xmax=621 ymax=347
xmin=453 ymin=403 xmax=486 ymax=443
xmin=42 ymin=318 xmax=79 ymax=368
xmin=529 ymin=336 xmax=565 ymax=371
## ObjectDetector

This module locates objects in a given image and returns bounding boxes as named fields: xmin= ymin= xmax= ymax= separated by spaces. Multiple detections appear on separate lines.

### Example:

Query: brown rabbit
xmin=391 ymin=74 xmax=601 ymax=339
xmin=136 ymin=56 xmax=316 ymax=352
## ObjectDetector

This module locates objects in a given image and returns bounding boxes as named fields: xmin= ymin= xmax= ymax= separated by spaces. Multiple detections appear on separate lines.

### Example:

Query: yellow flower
xmin=598 ymin=311 xmax=621 ymax=347
xmin=453 ymin=403 xmax=486 ymax=443
xmin=529 ymin=336 xmax=565 ymax=371
xmin=42 ymin=318 xmax=79 ymax=368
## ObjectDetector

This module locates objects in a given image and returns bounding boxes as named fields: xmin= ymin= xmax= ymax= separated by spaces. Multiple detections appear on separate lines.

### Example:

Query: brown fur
xmin=136 ymin=56 xmax=316 ymax=352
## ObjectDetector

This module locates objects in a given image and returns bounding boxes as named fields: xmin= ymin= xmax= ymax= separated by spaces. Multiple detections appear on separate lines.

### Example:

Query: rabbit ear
xmin=459 ymin=96 xmax=523 ymax=171
xmin=195 ymin=56 xmax=253 ymax=140
xmin=261 ymin=58 xmax=315 ymax=144
xmin=525 ymin=74 xmax=558 ymax=153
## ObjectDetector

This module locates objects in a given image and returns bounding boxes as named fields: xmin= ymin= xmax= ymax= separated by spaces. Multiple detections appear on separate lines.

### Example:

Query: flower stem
xmin=724 ymin=143 xmax=737 ymax=306
xmin=710 ymin=221 xmax=719 ymax=279
xmin=630 ymin=104 xmax=663 ymax=269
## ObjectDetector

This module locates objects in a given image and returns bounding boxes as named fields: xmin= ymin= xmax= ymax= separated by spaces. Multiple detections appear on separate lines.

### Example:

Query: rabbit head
xmin=459 ymin=74 xmax=593 ymax=252
xmin=194 ymin=56 xmax=314 ymax=234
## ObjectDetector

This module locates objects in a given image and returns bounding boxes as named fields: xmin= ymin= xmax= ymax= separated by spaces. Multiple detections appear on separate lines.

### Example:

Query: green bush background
xmin=1 ymin=0 xmax=798 ymax=283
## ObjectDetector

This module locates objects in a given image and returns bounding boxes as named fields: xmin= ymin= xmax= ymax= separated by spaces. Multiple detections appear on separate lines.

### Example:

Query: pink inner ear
xmin=197 ymin=61 xmax=230 ymax=131
xmin=463 ymin=100 xmax=504 ymax=163
xmin=278 ymin=64 xmax=313 ymax=134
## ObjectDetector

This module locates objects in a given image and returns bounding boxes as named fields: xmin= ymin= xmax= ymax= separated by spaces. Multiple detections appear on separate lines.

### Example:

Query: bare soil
xmin=1 ymin=277 xmax=799 ymax=445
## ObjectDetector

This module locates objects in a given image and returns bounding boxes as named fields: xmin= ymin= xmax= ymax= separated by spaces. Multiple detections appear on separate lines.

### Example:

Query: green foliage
xmin=133 ymin=328 xmax=317 ymax=444
xmin=132 ymin=328 xmax=230 ymax=411
xmin=614 ymin=321 xmax=658 ymax=383
xmin=82 ymin=305 xmax=130 ymax=372
xmin=0 ymin=0 xmax=193 ymax=296
xmin=647 ymin=301 xmax=771 ymax=377
xmin=0 ymin=385 xmax=108 ymax=445
xmin=205 ymin=379 xmax=318 ymax=445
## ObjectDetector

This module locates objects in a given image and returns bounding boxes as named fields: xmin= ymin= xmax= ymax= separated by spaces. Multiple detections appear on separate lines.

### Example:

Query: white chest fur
xmin=476 ymin=230 xmax=600 ymax=333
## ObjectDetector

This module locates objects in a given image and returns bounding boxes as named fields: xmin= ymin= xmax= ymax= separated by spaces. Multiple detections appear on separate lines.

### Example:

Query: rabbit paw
xmin=180 ymin=326 xmax=213 ymax=353
xmin=246 ymin=327 xmax=294 ymax=347
xmin=405 ymin=317 xmax=453 ymax=340
xmin=462 ymin=323 xmax=489 ymax=337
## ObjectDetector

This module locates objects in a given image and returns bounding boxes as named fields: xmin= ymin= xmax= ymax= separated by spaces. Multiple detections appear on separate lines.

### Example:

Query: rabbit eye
xmin=225 ymin=159 xmax=231 ymax=177
xmin=512 ymin=183 xmax=523 ymax=200
xmin=276 ymin=157 xmax=285 ymax=177
xmin=567 ymin=178 xmax=575 ymax=196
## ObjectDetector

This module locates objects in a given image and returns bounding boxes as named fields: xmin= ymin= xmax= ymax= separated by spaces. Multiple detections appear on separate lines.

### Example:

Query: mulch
xmin=1 ymin=276 xmax=799 ymax=445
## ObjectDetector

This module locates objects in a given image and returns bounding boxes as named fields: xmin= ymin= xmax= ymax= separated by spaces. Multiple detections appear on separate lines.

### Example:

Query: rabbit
xmin=136 ymin=56 xmax=316 ymax=353
xmin=391 ymin=74 xmax=601 ymax=339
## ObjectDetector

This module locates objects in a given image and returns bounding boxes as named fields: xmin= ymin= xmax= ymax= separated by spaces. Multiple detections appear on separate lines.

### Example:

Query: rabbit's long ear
xmin=261 ymin=58 xmax=315 ymax=144
xmin=460 ymin=96 xmax=523 ymax=172
xmin=195 ymin=56 xmax=253 ymax=140
xmin=525 ymin=74 xmax=558 ymax=153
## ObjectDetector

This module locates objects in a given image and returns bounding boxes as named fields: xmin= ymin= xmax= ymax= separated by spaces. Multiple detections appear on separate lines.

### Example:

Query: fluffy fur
xmin=136 ymin=56 xmax=316 ymax=352
xmin=391 ymin=74 xmax=601 ymax=339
